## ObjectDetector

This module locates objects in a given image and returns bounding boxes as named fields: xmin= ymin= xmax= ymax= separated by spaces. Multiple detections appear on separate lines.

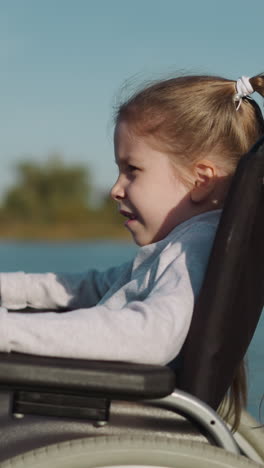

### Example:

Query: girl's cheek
xmin=126 ymin=181 xmax=136 ymax=193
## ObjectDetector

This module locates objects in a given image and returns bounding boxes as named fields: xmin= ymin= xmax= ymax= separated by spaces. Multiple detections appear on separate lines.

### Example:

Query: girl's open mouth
xmin=120 ymin=210 xmax=138 ymax=225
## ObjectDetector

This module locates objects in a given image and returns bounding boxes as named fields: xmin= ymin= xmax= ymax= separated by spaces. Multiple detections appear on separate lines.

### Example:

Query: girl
xmin=0 ymin=73 xmax=263 ymax=417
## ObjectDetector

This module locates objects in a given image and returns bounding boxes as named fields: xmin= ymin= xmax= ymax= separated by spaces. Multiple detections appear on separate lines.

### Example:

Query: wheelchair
xmin=0 ymin=137 xmax=263 ymax=467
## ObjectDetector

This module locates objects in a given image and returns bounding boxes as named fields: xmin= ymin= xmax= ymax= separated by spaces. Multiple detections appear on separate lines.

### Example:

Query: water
xmin=0 ymin=240 xmax=262 ymax=421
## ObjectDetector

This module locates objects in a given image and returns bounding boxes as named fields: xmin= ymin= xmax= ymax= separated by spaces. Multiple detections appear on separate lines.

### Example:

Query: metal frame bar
xmin=146 ymin=389 xmax=240 ymax=454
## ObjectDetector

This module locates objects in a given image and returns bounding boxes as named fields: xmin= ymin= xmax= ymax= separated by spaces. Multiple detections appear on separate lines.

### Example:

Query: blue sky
xmin=0 ymin=0 xmax=263 ymax=197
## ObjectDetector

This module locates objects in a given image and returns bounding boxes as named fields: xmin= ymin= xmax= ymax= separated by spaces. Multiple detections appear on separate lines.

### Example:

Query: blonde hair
xmin=115 ymin=74 xmax=264 ymax=176
xmin=115 ymin=73 xmax=264 ymax=428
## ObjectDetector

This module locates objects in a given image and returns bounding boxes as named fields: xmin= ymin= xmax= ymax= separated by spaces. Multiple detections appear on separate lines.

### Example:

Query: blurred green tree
xmin=2 ymin=155 xmax=91 ymax=223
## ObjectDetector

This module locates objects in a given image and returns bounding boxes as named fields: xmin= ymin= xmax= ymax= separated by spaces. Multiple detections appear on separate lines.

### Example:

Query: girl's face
xmin=111 ymin=121 xmax=195 ymax=246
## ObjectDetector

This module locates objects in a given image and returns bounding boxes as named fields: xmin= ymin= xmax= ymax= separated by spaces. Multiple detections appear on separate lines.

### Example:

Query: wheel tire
xmin=0 ymin=435 xmax=262 ymax=468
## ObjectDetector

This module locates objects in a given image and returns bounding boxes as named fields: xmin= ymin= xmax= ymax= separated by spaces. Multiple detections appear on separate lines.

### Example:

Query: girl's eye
xmin=127 ymin=165 xmax=139 ymax=172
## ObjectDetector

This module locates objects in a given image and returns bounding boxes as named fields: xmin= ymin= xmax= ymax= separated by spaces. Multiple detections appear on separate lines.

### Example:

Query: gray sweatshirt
xmin=0 ymin=211 xmax=220 ymax=365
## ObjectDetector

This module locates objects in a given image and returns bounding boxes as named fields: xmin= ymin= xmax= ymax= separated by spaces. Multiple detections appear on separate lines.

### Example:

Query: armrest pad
xmin=0 ymin=353 xmax=175 ymax=399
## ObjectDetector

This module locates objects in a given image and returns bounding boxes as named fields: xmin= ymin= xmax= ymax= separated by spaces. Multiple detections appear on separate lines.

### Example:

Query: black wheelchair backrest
xmin=178 ymin=135 xmax=264 ymax=410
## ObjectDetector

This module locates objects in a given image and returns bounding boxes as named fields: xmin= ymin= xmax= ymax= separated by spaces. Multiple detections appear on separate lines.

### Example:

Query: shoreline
xmin=0 ymin=223 xmax=131 ymax=241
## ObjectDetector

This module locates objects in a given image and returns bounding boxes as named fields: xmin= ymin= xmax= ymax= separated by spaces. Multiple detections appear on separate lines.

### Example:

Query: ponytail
xmin=249 ymin=73 xmax=264 ymax=97
xmin=219 ymin=360 xmax=247 ymax=431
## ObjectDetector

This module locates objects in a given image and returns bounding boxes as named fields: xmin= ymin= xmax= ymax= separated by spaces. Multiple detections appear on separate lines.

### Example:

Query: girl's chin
xmin=124 ymin=220 xmax=155 ymax=246
xmin=131 ymin=233 xmax=152 ymax=247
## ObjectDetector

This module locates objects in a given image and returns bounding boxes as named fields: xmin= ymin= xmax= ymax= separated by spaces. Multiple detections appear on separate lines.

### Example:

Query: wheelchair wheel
xmin=0 ymin=435 xmax=262 ymax=468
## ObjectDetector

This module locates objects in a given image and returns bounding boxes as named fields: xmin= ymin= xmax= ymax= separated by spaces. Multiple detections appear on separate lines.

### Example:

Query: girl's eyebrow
xmin=115 ymin=152 xmax=143 ymax=168
xmin=115 ymin=154 xmax=134 ymax=165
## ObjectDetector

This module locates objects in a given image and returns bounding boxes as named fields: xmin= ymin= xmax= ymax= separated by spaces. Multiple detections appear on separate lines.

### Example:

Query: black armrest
xmin=0 ymin=353 xmax=175 ymax=400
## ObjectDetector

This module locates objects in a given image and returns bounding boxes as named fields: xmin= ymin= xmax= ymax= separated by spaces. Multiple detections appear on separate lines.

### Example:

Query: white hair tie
xmin=234 ymin=76 xmax=254 ymax=110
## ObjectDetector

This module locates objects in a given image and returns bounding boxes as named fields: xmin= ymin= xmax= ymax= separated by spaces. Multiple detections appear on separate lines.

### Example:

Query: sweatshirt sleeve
xmin=0 ymin=262 xmax=131 ymax=311
xmin=0 ymin=256 xmax=194 ymax=365
xmin=0 ymin=281 xmax=193 ymax=365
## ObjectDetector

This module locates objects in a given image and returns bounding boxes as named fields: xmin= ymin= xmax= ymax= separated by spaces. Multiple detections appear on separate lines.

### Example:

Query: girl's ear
xmin=191 ymin=160 xmax=217 ymax=203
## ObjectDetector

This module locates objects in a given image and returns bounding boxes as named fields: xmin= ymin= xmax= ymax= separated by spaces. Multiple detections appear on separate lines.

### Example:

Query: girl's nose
xmin=110 ymin=175 xmax=126 ymax=201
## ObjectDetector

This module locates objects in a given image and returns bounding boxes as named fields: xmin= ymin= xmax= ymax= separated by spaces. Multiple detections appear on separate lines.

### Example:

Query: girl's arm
xmin=0 ymin=292 xmax=192 ymax=366
xmin=0 ymin=262 xmax=194 ymax=365
xmin=0 ymin=262 xmax=131 ymax=311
